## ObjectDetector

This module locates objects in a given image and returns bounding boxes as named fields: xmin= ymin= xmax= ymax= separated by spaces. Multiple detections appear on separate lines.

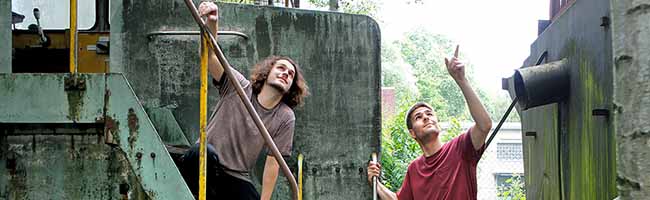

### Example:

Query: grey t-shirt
xmin=205 ymin=69 xmax=295 ymax=181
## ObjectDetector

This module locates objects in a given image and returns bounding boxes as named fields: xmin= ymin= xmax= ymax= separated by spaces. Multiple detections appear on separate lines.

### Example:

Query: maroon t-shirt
xmin=397 ymin=129 xmax=485 ymax=200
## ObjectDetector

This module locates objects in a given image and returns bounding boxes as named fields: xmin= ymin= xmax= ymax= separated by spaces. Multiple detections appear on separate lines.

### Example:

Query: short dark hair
xmin=250 ymin=56 xmax=309 ymax=109
xmin=405 ymin=102 xmax=433 ymax=129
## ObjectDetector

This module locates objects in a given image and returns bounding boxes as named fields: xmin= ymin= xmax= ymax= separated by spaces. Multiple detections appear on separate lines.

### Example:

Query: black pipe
xmin=484 ymin=96 xmax=518 ymax=150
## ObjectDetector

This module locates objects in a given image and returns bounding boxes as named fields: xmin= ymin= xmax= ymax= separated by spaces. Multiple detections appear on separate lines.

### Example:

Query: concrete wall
xmin=111 ymin=1 xmax=381 ymax=199
xmin=1 ymin=0 xmax=10 ymax=72
xmin=508 ymin=0 xmax=617 ymax=199
xmin=612 ymin=1 xmax=650 ymax=199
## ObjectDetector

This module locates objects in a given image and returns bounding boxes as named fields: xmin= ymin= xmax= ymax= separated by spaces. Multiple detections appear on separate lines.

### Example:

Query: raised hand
xmin=198 ymin=1 xmax=219 ymax=33
xmin=444 ymin=45 xmax=466 ymax=83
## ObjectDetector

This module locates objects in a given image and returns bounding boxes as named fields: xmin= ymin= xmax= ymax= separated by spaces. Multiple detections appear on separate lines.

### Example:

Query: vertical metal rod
xmin=198 ymin=29 xmax=209 ymax=200
xmin=182 ymin=1 xmax=299 ymax=199
xmin=371 ymin=152 xmax=377 ymax=200
xmin=69 ymin=0 xmax=78 ymax=73
xmin=297 ymin=154 xmax=304 ymax=200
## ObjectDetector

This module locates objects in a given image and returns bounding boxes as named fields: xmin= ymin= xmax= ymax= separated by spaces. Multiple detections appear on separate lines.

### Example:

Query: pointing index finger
xmin=454 ymin=45 xmax=460 ymax=58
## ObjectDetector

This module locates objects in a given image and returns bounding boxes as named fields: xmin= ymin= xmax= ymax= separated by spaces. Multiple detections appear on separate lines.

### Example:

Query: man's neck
xmin=420 ymin=137 xmax=443 ymax=157
xmin=257 ymin=85 xmax=283 ymax=109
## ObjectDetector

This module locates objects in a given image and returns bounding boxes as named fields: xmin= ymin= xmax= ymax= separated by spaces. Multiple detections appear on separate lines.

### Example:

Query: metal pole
xmin=298 ymin=154 xmax=304 ymax=200
xmin=69 ymin=0 xmax=78 ymax=73
xmin=198 ymin=29 xmax=209 ymax=200
xmin=371 ymin=152 xmax=378 ymax=200
xmin=182 ymin=1 xmax=299 ymax=199
xmin=484 ymin=96 xmax=518 ymax=150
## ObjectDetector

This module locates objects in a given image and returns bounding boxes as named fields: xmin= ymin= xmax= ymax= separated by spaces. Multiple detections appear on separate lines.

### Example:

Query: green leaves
xmin=307 ymin=0 xmax=382 ymax=17
xmin=496 ymin=175 xmax=526 ymax=200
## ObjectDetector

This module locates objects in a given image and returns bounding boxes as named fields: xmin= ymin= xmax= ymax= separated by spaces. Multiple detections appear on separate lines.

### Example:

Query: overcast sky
xmin=377 ymin=0 xmax=549 ymax=95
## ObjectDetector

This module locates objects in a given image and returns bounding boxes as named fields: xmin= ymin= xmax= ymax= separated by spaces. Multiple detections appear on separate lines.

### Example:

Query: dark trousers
xmin=179 ymin=144 xmax=260 ymax=200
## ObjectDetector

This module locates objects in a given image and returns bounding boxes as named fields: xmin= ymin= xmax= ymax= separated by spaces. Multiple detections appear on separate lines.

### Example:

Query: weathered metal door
xmin=521 ymin=104 xmax=561 ymax=200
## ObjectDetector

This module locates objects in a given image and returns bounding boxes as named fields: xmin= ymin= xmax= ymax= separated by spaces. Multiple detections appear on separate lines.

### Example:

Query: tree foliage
xmin=497 ymin=175 xmax=527 ymax=200
xmin=307 ymin=0 xmax=381 ymax=16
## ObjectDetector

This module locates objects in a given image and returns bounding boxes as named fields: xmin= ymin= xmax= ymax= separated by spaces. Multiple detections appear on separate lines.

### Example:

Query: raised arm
xmin=444 ymin=45 xmax=492 ymax=150
xmin=198 ymin=2 xmax=224 ymax=80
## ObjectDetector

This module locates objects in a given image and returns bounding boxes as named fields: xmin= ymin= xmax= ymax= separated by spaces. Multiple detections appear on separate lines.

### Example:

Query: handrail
xmin=198 ymin=29 xmax=209 ymax=200
xmin=147 ymin=30 xmax=249 ymax=40
xmin=69 ymin=0 xmax=78 ymax=74
xmin=371 ymin=153 xmax=378 ymax=200
xmin=298 ymin=153 xmax=304 ymax=200
xmin=182 ymin=1 xmax=299 ymax=199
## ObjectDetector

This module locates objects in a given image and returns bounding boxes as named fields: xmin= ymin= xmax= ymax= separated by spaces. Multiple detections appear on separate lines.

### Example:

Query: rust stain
xmin=104 ymin=116 xmax=121 ymax=145
xmin=65 ymin=75 xmax=87 ymax=122
xmin=127 ymin=108 xmax=139 ymax=150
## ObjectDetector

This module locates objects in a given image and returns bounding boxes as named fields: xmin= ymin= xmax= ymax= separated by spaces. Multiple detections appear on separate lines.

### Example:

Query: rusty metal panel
xmin=111 ymin=1 xmax=381 ymax=199
xmin=0 ymin=73 xmax=193 ymax=199
xmin=0 ymin=133 xmax=150 ymax=200
xmin=104 ymin=73 xmax=193 ymax=199
xmin=0 ymin=74 xmax=105 ymax=124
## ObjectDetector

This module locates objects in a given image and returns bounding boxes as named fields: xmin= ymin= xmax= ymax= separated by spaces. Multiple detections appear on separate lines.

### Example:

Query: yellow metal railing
xmin=69 ymin=0 xmax=78 ymax=73
xmin=198 ymin=30 xmax=209 ymax=200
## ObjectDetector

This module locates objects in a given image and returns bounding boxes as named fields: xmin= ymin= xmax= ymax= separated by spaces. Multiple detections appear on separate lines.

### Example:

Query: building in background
xmin=381 ymin=87 xmax=397 ymax=118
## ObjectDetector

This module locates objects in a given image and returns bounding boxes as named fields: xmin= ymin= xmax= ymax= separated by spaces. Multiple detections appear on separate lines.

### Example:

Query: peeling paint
xmin=105 ymin=116 xmax=121 ymax=145
xmin=64 ymin=75 xmax=89 ymax=122
xmin=127 ymin=108 xmax=139 ymax=150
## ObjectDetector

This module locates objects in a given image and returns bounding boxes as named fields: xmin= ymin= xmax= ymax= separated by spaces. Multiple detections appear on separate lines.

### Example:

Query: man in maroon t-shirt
xmin=367 ymin=46 xmax=492 ymax=200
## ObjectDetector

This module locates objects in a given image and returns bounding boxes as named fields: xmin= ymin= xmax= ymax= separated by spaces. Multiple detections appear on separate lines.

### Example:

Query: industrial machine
xmin=0 ymin=0 xmax=381 ymax=199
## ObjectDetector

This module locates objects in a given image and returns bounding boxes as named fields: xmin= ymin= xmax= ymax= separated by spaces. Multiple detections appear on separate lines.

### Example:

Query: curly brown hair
xmin=250 ymin=56 xmax=309 ymax=109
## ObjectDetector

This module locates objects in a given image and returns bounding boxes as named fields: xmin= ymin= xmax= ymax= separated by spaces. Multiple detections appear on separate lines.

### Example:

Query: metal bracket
xmin=525 ymin=131 xmax=537 ymax=138
xmin=592 ymin=109 xmax=610 ymax=117
xmin=600 ymin=16 xmax=610 ymax=28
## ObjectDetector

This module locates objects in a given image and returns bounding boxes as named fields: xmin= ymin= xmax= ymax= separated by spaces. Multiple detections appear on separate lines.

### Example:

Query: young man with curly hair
xmin=180 ymin=2 xmax=309 ymax=199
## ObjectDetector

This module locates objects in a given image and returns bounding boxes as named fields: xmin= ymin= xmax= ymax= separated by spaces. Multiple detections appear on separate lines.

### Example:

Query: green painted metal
xmin=0 ymin=74 xmax=105 ymax=123
xmin=1 ymin=0 xmax=10 ymax=73
xmin=104 ymin=74 xmax=194 ymax=199
xmin=0 ymin=73 xmax=194 ymax=199
xmin=505 ymin=0 xmax=617 ymax=199
xmin=144 ymin=107 xmax=191 ymax=147
xmin=112 ymin=1 xmax=381 ymax=199
xmin=520 ymin=104 xmax=560 ymax=200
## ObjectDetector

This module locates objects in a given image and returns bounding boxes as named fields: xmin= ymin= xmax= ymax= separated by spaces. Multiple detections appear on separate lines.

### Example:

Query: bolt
xmin=150 ymin=152 xmax=156 ymax=159
xmin=600 ymin=16 xmax=610 ymax=28
xmin=136 ymin=152 xmax=143 ymax=159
